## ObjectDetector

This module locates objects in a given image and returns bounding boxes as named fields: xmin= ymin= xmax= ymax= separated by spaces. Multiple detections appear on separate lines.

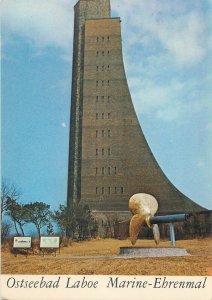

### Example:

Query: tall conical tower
xmin=67 ymin=0 xmax=205 ymax=219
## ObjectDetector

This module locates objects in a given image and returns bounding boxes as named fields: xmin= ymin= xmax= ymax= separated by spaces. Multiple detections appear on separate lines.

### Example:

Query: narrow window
xmin=102 ymin=187 xmax=104 ymax=194
xmin=96 ymin=66 xmax=99 ymax=71
xmin=102 ymin=80 xmax=104 ymax=86
xmin=121 ymin=187 xmax=124 ymax=194
xmin=115 ymin=187 xmax=117 ymax=194
xmin=102 ymin=65 xmax=104 ymax=71
xmin=107 ymin=65 xmax=110 ymax=71
xmin=96 ymin=96 xmax=99 ymax=102
xmin=97 ymin=37 xmax=99 ymax=42
xmin=108 ymin=187 xmax=111 ymax=194
xmin=96 ymin=113 xmax=98 ymax=120
xmin=114 ymin=167 xmax=117 ymax=174
xmin=108 ymin=148 xmax=111 ymax=156
xmin=96 ymin=148 xmax=98 ymax=156
xmin=102 ymin=37 xmax=104 ymax=41
xmin=102 ymin=113 xmax=104 ymax=119
xmin=96 ymin=80 xmax=98 ymax=86
xmin=107 ymin=96 xmax=110 ymax=102
xmin=96 ymin=51 xmax=99 ymax=56
xmin=102 ymin=148 xmax=104 ymax=155
xmin=107 ymin=50 xmax=110 ymax=56
xmin=108 ymin=167 xmax=110 ymax=175
xmin=102 ymin=96 xmax=104 ymax=102
xmin=95 ymin=168 xmax=98 ymax=175
xmin=108 ymin=129 xmax=111 ymax=137
xmin=102 ymin=167 xmax=104 ymax=175
xmin=102 ymin=51 xmax=104 ymax=56
xmin=101 ymin=130 xmax=104 ymax=137
xmin=108 ymin=113 xmax=111 ymax=119
xmin=96 ymin=187 xmax=98 ymax=194
xmin=96 ymin=130 xmax=98 ymax=138
xmin=107 ymin=80 xmax=110 ymax=86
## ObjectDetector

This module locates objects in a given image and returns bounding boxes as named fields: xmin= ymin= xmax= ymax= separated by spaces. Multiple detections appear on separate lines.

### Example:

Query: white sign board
xmin=13 ymin=237 xmax=32 ymax=248
xmin=40 ymin=237 xmax=60 ymax=248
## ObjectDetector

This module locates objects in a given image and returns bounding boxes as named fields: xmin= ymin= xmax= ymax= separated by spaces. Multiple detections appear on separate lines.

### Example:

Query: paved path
xmin=47 ymin=247 xmax=190 ymax=259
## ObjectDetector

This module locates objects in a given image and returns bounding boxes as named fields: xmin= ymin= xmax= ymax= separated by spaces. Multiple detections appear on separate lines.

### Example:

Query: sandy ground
xmin=2 ymin=238 xmax=212 ymax=275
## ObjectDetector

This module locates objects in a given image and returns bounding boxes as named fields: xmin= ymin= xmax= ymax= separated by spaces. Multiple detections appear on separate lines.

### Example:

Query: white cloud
xmin=2 ymin=0 xmax=211 ymax=124
xmin=150 ymin=12 xmax=206 ymax=65
xmin=61 ymin=122 xmax=67 ymax=128
xmin=1 ymin=0 xmax=75 ymax=51
xmin=129 ymin=75 xmax=208 ymax=122
xmin=130 ymin=78 xmax=169 ymax=113
xmin=113 ymin=0 xmax=211 ymax=123
xmin=112 ymin=0 xmax=209 ymax=66
xmin=2 ymin=0 xmax=210 ymax=64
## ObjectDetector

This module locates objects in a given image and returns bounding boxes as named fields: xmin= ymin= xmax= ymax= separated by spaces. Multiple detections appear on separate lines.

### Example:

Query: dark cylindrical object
xmin=150 ymin=213 xmax=190 ymax=225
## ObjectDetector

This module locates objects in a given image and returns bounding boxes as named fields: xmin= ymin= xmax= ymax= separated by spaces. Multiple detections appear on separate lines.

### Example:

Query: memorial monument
xmin=67 ymin=0 xmax=205 ymax=226
xmin=119 ymin=193 xmax=190 ymax=257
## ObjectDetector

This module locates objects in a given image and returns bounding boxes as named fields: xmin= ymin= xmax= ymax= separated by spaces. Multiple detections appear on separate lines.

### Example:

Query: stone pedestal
xmin=119 ymin=247 xmax=190 ymax=257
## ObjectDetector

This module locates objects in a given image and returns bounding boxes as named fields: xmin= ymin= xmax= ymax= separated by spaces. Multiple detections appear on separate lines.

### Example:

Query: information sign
xmin=40 ymin=237 xmax=60 ymax=248
xmin=13 ymin=237 xmax=32 ymax=248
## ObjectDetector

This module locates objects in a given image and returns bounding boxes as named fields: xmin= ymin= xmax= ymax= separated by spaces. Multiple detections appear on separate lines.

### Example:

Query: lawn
xmin=2 ymin=238 xmax=212 ymax=275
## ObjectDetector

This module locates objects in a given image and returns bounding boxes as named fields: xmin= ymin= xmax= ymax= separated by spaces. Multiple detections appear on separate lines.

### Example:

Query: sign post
xmin=13 ymin=237 xmax=33 ymax=257
xmin=39 ymin=237 xmax=60 ymax=256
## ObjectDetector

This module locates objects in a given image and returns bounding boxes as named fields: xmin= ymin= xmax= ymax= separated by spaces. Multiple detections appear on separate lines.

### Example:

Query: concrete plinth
xmin=119 ymin=247 xmax=190 ymax=257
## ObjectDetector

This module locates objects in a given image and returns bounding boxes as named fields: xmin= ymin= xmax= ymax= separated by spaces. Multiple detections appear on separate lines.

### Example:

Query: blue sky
xmin=2 ymin=0 xmax=212 ymax=214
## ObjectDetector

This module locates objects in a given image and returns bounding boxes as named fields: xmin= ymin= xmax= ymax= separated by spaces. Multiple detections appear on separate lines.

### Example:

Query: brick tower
xmin=67 ymin=0 xmax=205 ymax=220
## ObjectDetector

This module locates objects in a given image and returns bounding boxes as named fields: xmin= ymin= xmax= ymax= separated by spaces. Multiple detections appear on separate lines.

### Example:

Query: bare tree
xmin=1 ymin=221 xmax=12 ymax=243
xmin=1 ymin=179 xmax=21 ymax=219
